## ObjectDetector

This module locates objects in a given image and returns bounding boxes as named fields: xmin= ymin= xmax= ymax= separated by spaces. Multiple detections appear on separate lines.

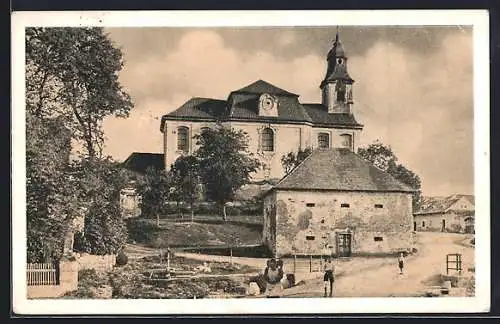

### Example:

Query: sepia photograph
xmin=11 ymin=10 xmax=490 ymax=314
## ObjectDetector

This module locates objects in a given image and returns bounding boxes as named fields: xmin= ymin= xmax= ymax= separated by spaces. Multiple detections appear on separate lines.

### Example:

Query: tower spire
xmin=320 ymin=28 xmax=354 ymax=114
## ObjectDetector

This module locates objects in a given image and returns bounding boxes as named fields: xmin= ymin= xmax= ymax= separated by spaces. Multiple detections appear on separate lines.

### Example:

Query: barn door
xmin=336 ymin=233 xmax=352 ymax=257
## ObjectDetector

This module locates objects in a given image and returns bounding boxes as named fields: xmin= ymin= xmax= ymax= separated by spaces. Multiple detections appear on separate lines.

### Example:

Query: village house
xmin=120 ymin=152 xmax=165 ymax=218
xmin=160 ymin=31 xmax=363 ymax=182
xmin=262 ymin=148 xmax=416 ymax=258
xmin=413 ymin=194 xmax=475 ymax=233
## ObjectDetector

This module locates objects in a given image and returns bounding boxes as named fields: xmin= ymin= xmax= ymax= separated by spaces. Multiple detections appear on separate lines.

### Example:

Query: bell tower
xmin=320 ymin=28 xmax=354 ymax=114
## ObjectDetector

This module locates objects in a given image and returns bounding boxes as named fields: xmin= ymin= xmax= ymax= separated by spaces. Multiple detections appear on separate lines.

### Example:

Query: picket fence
xmin=27 ymin=263 xmax=58 ymax=286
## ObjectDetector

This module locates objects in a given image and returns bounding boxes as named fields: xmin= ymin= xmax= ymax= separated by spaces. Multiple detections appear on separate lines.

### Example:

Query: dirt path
xmin=279 ymin=232 xmax=475 ymax=298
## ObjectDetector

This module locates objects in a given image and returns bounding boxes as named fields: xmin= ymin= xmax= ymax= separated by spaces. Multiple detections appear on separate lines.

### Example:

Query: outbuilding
xmin=262 ymin=148 xmax=416 ymax=258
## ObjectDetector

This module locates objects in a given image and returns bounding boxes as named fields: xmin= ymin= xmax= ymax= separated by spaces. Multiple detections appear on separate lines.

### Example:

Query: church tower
xmin=320 ymin=29 xmax=354 ymax=114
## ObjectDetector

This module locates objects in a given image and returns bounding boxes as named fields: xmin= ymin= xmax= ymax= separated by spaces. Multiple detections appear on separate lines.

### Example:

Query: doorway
xmin=413 ymin=221 xmax=417 ymax=231
xmin=336 ymin=233 xmax=352 ymax=258
xmin=441 ymin=219 xmax=446 ymax=232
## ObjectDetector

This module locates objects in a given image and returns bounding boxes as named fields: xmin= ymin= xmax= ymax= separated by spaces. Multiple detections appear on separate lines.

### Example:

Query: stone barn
xmin=262 ymin=148 xmax=416 ymax=258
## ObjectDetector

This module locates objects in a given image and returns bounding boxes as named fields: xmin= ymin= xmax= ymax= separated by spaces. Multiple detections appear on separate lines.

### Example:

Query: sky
xmin=102 ymin=26 xmax=473 ymax=197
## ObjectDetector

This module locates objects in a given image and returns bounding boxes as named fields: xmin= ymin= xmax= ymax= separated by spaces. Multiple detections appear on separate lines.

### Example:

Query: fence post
xmin=167 ymin=250 xmax=171 ymax=271
xmin=230 ymin=248 xmax=233 ymax=265
xmin=309 ymin=255 xmax=312 ymax=273
xmin=293 ymin=255 xmax=296 ymax=274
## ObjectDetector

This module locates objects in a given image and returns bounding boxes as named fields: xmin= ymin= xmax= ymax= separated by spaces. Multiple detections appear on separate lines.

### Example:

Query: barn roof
xmin=273 ymin=148 xmax=415 ymax=193
xmin=414 ymin=194 xmax=475 ymax=215
xmin=122 ymin=152 xmax=164 ymax=174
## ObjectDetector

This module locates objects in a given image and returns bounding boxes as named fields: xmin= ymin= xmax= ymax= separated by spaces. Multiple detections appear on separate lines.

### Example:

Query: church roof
xmin=302 ymin=104 xmax=363 ymax=128
xmin=273 ymin=148 xmax=415 ymax=193
xmin=161 ymin=80 xmax=363 ymax=129
xmin=229 ymin=94 xmax=313 ymax=122
xmin=232 ymin=79 xmax=298 ymax=97
xmin=122 ymin=152 xmax=165 ymax=174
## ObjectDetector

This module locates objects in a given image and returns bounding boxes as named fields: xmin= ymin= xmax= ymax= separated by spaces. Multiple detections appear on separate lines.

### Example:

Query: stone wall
xmin=268 ymin=189 xmax=414 ymax=257
xmin=76 ymin=253 xmax=116 ymax=272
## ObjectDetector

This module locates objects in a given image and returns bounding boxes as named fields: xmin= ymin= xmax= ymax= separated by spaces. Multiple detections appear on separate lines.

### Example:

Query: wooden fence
xmin=27 ymin=263 xmax=58 ymax=286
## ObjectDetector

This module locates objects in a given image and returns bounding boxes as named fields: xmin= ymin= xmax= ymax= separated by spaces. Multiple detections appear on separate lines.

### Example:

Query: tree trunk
xmin=177 ymin=201 xmax=182 ymax=220
xmin=221 ymin=203 xmax=227 ymax=222
xmin=190 ymin=202 xmax=194 ymax=223
xmin=156 ymin=214 xmax=160 ymax=228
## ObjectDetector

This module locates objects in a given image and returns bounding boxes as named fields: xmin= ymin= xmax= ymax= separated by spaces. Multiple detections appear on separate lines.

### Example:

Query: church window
xmin=261 ymin=127 xmax=274 ymax=152
xmin=318 ymin=133 xmax=330 ymax=149
xmin=177 ymin=126 xmax=189 ymax=153
xmin=340 ymin=134 xmax=352 ymax=149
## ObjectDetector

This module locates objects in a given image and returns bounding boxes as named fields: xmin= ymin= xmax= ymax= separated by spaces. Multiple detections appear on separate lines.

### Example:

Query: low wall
xmin=76 ymin=253 xmax=116 ymax=272
xmin=27 ymin=260 xmax=78 ymax=299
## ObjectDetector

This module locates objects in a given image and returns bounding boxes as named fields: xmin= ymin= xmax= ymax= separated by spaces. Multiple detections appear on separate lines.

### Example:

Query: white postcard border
xmin=11 ymin=10 xmax=490 ymax=315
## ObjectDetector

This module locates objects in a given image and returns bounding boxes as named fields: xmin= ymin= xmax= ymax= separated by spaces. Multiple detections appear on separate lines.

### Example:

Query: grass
xmin=126 ymin=216 xmax=263 ymax=248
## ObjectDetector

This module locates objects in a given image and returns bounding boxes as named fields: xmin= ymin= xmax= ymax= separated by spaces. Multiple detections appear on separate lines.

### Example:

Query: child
xmin=263 ymin=258 xmax=284 ymax=297
xmin=323 ymin=257 xmax=335 ymax=297
xmin=398 ymin=252 xmax=405 ymax=274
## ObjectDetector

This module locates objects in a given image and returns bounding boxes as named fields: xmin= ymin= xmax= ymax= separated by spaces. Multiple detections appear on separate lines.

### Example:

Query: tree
xmin=194 ymin=126 xmax=261 ymax=221
xmin=170 ymin=155 xmax=201 ymax=223
xmin=72 ymin=158 xmax=130 ymax=255
xmin=281 ymin=147 xmax=313 ymax=175
xmin=136 ymin=167 xmax=173 ymax=227
xmin=25 ymin=27 xmax=133 ymax=158
xmin=357 ymin=140 xmax=422 ymax=210
xmin=26 ymin=114 xmax=81 ymax=262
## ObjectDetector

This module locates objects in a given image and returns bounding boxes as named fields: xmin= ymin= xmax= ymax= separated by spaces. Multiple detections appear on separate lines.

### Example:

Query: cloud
xmin=103 ymin=28 xmax=473 ymax=197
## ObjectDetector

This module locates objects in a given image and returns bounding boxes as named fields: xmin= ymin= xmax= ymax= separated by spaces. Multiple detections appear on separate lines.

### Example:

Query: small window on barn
xmin=374 ymin=237 xmax=384 ymax=242
xmin=177 ymin=126 xmax=189 ymax=153
xmin=341 ymin=203 xmax=350 ymax=208
xmin=306 ymin=235 xmax=315 ymax=241
xmin=374 ymin=204 xmax=384 ymax=209
xmin=306 ymin=203 xmax=315 ymax=207
xmin=422 ymin=221 xmax=426 ymax=227
xmin=320 ymin=219 xmax=325 ymax=224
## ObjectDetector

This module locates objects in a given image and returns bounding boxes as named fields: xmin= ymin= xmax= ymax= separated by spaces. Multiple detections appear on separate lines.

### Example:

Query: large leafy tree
xmin=281 ymin=147 xmax=313 ymax=175
xmin=194 ymin=126 xmax=261 ymax=221
xmin=25 ymin=27 xmax=133 ymax=158
xmin=25 ymin=27 xmax=134 ymax=261
xmin=26 ymin=114 xmax=81 ymax=262
xmin=72 ymin=158 xmax=131 ymax=255
xmin=136 ymin=167 xmax=173 ymax=227
xmin=170 ymin=155 xmax=201 ymax=222
xmin=357 ymin=140 xmax=422 ymax=210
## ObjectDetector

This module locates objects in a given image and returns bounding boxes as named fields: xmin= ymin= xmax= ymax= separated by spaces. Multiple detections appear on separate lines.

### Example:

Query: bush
xmin=116 ymin=251 xmax=128 ymax=266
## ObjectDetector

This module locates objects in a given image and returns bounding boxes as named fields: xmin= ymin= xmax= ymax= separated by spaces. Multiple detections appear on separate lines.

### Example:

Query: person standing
xmin=398 ymin=252 xmax=405 ymax=274
xmin=323 ymin=257 xmax=335 ymax=297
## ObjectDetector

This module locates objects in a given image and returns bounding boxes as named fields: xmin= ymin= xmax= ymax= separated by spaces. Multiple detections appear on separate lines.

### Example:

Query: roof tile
xmin=275 ymin=148 xmax=415 ymax=192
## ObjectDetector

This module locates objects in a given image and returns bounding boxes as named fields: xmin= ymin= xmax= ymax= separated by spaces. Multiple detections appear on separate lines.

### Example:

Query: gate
xmin=446 ymin=253 xmax=462 ymax=275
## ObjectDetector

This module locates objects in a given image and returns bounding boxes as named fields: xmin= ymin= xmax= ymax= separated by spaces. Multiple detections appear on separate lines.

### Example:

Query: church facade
xmin=160 ymin=32 xmax=363 ymax=181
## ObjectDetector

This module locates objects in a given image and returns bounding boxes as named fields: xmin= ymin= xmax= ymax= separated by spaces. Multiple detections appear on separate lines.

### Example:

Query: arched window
xmin=261 ymin=127 xmax=274 ymax=152
xmin=318 ymin=133 xmax=330 ymax=149
xmin=340 ymin=133 xmax=352 ymax=149
xmin=177 ymin=126 xmax=189 ymax=152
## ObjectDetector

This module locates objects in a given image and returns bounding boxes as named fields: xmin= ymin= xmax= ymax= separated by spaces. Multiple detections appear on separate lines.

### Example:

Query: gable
xmin=448 ymin=196 xmax=475 ymax=211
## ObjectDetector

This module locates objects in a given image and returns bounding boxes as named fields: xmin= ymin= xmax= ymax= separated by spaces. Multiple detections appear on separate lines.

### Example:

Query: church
xmin=160 ymin=31 xmax=363 ymax=181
